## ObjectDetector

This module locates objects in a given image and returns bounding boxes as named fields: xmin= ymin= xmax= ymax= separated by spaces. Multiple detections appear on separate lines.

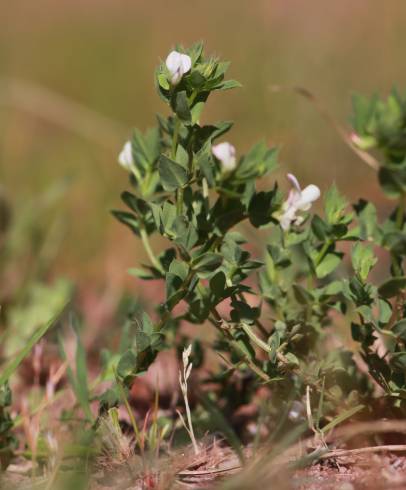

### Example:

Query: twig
xmin=178 ymin=465 xmax=241 ymax=478
xmin=321 ymin=444 xmax=406 ymax=460
xmin=270 ymin=84 xmax=380 ymax=172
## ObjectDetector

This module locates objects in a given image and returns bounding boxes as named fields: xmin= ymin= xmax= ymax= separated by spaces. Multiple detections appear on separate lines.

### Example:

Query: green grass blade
xmin=321 ymin=404 xmax=365 ymax=434
xmin=73 ymin=325 xmax=92 ymax=420
xmin=58 ymin=330 xmax=93 ymax=422
xmin=0 ymin=306 xmax=66 ymax=385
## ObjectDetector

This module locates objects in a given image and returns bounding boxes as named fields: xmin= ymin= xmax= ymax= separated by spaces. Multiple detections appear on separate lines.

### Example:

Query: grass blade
xmin=321 ymin=404 xmax=365 ymax=434
xmin=0 ymin=306 xmax=66 ymax=385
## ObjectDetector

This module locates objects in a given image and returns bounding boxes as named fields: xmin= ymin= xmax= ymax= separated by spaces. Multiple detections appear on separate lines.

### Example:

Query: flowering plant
xmin=112 ymin=43 xmax=406 ymax=426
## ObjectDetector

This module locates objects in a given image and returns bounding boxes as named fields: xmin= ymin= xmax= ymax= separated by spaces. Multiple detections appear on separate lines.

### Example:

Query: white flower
xmin=212 ymin=142 xmax=237 ymax=172
xmin=279 ymin=173 xmax=320 ymax=231
xmin=165 ymin=51 xmax=192 ymax=85
xmin=118 ymin=141 xmax=133 ymax=171
xmin=288 ymin=401 xmax=305 ymax=422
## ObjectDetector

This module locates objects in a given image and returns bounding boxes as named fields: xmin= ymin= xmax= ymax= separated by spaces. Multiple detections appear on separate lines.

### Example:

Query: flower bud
xmin=350 ymin=132 xmax=377 ymax=151
xmin=165 ymin=51 xmax=192 ymax=85
xmin=118 ymin=141 xmax=133 ymax=171
xmin=212 ymin=142 xmax=237 ymax=172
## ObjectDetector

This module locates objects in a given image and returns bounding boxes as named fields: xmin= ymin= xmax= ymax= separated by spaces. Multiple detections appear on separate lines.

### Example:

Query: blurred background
xmin=2 ymin=0 xmax=406 ymax=294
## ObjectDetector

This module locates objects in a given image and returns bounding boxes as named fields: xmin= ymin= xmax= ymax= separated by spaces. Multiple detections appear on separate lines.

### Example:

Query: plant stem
xmin=176 ymin=187 xmax=184 ymax=215
xmin=209 ymin=308 xmax=271 ymax=383
xmin=171 ymin=117 xmax=180 ymax=160
xmin=139 ymin=226 xmax=163 ymax=273
xmin=170 ymin=116 xmax=184 ymax=216
xmin=183 ymin=381 xmax=199 ymax=455
xmin=240 ymin=322 xmax=289 ymax=365
xmin=115 ymin=374 xmax=142 ymax=452
xmin=315 ymin=241 xmax=331 ymax=268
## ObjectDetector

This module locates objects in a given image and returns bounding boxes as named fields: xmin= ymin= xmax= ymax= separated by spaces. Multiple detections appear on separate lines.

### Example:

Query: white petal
xmin=118 ymin=141 xmax=133 ymax=170
xmin=165 ymin=51 xmax=191 ymax=85
xmin=285 ymin=188 xmax=301 ymax=208
xmin=212 ymin=142 xmax=236 ymax=171
xmin=287 ymin=173 xmax=301 ymax=192
xmin=279 ymin=205 xmax=297 ymax=231
xmin=297 ymin=184 xmax=320 ymax=210
xmin=280 ymin=213 xmax=293 ymax=231
xmin=179 ymin=53 xmax=192 ymax=74
xmin=165 ymin=51 xmax=182 ymax=73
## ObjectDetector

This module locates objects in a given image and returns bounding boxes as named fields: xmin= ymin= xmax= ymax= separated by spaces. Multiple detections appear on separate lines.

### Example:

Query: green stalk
xmin=171 ymin=117 xmax=180 ymax=160
xmin=171 ymin=116 xmax=184 ymax=216
xmin=139 ymin=226 xmax=163 ymax=273
xmin=176 ymin=187 xmax=184 ymax=215
xmin=115 ymin=373 xmax=142 ymax=451
xmin=315 ymin=241 xmax=331 ymax=268
xmin=240 ymin=322 xmax=288 ymax=365
xmin=209 ymin=309 xmax=271 ymax=383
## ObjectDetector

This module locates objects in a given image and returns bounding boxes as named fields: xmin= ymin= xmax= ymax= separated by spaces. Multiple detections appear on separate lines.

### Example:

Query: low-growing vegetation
xmin=2 ymin=42 xmax=406 ymax=489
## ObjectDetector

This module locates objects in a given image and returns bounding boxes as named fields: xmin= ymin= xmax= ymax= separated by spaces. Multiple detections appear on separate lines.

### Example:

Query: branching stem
xmin=139 ymin=226 xmax=163 ymax=273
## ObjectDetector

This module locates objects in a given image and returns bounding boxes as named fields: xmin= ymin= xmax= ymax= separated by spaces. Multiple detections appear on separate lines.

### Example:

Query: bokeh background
xmin=2 ymin=0 xmax=406 ymax=293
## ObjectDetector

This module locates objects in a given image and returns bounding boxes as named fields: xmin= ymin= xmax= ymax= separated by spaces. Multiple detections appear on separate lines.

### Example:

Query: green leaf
xmin=191 ymin=101 xmax=205 ymax=124
xmin=117 ymin=330 xmax=158 ymax=384
xmin=351 ymin=242 xmax=377 ymax=282
xmin=377 ymin=298 xmax=392 ymax=325
xmin=175 ymin=144 xmax=189 ymax=168
xmin=353 ymin=200 xmax=379 ymax=241
xmin=157 ymin=73 xmax=170 ymax=91
xmin=158 ymin=155 xmax=188 ymax=192
xmin=171 ymin=91 xmax=191 ymax=123
xmin=324 ymin=184 xmax=348 ymax=225
xmin=378 ymin=167 xmax=406 ymax=199
xmin=213 ymin=79 xmax=242 ymax=91
xmin=392 ymin=320 xmax=406 ymax=341
xmin=311 ymin=215 xmax=330 ymax=241
xmin=192 ymin=253 xmax=223 ymax=273
xmin=168 ymin=258 xmax=189 ymax=280
xmin=378 ymin=276 xmax=406 ymax=298
xmin=160 ymin=201 xmax=177 ymax=233
xmin=166 ymin=272 xmax=186 ymax=304
xmin=235 ymin=142 xmax=278 ymax=181
xmin=189 ymin=71 xmax=206 ymax=88
xmin=351 ymin=93 xmax=378 ymax=135
xmin=321 ymin=280 xmax=343 ymax=296
xmin=316 ymin=253 xmax=342 ymax=279
xmin=111 ymin=210 xmax=140 ymax=235
xmin=248 ymin=187 xmax=281 ymax=228
xmin=171 ymin=216 xmax=199 ymax=251
xmin=116 ymin=350 xmax=138 ymax=382
xmin=209 ymin=271 xmax=226 ymax=298
xmin=293 ymin=284 xmax=314 ymax=305
xmin=230 ymin=302 xmax=260 ymax=325
xmin=390 ymin=352 xmax=406 ymax=371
